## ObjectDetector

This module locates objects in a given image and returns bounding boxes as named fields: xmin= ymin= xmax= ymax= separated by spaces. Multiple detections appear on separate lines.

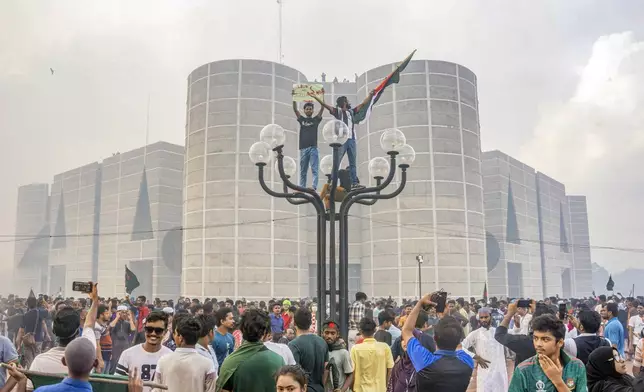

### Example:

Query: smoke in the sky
xmin=521 ymin=31 xmax=644 ymax=272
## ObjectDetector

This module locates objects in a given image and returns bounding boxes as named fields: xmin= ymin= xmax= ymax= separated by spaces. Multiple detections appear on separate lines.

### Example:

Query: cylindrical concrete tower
xmin=183 ymin=60 xmax=309 ymax=300
xmin=356 ymin=60 xmax=486 ymax=299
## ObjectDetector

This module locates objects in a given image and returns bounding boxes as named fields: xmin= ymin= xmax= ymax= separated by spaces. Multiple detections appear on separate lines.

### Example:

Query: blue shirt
xmin=0 ymin=336 xmax=19 ymax=388
xmin=212 ymin=330 xmax=235 ymax=368
xmin=388 ymin=324 xmax=402 ymax=342
xmin=34 ymin=378 xmax=92 ymax=392
xmin=407 ymin=339 xmax=474 ymax=372
xmin=270 ymin=313 xmax=284 ymax=334
xmin=604 ymin=317 xmax=625 ymax=355
xmin=407 ymin=338 xmax=474 ymax=391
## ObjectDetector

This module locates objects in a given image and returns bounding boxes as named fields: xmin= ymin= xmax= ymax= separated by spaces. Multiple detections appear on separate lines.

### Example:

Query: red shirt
xmin=282 ymin=312 xmax=292 ymax=330
xmin=137 ymin=306 xmax=151 ymax=332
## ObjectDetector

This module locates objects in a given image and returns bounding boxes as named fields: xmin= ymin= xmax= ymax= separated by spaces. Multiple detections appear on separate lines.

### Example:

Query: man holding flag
xmin=310 ymin=50 xmax=417 ymax=189
xmin=310 ymin=90 xmax=374 ymax=190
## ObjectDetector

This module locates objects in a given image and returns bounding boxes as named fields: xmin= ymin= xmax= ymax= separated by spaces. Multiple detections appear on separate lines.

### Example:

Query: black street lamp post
xmin=250 ymin=122 xmax=415 ymax=336
xmin=416 ymin=254 xmax=424 ymax=299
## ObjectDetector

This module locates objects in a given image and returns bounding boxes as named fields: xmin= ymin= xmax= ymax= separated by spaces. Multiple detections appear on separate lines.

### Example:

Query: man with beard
xmin=322 ymin=320 xmax=353 ymax=392
xmin=460 ymin=308 xmax=508 ymax=392
xmin=508 ymin=315 xmax=587 ymax=392
xmin=115 ymin=311 xmax=172 ymax=391
xmin=134 ymin=296 xmax=151 ymax=333
xmin=109 ymin=305 xmax=136 ymax=373
xmin=93 ymin=304 xmax=113 ymax=373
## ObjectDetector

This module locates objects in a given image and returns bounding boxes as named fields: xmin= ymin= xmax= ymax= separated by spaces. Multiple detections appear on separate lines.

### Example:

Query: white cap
xmin=162 ymin=307 xmax=174 ymax=314
xmin=117 ymin=305 xmax=128 ymax=312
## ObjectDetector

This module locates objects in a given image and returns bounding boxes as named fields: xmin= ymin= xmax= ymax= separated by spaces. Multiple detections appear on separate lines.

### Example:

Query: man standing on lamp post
xmin=310 ymin=90 xmax=375 ymax=190
xmin=292 ymin=89 xmax=324 ymax=190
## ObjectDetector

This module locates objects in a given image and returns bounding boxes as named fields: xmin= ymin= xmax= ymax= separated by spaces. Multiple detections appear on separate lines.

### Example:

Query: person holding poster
xmin=292 ymin=91 xmax=324 ymax=190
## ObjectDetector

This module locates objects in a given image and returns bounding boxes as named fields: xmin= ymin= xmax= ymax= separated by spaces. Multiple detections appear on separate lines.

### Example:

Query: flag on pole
xmin=28 ymin=288 xmax=36 ymax=298
xmin=125 ymin=266 xmax=140 ymax=294
xmin=606 ymin=275 xmax=615 ymax=292
xmin=483 ymin=282 xmax=488 ymax=303
xmin=353 ymin=50 xmax=417 ymax=124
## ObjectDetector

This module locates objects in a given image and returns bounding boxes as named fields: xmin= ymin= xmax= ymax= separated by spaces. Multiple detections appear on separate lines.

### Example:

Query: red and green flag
xmin=353 ymin=49 xmax=417 ymax=124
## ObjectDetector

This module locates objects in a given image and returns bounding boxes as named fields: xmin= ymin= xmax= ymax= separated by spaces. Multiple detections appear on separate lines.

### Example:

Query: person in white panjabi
xmin=461 ymin=307 xmax=509 ymax=392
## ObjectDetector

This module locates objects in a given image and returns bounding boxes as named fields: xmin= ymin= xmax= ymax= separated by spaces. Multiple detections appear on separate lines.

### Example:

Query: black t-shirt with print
xmin=297 ymin=115 xmax=322 ymax=149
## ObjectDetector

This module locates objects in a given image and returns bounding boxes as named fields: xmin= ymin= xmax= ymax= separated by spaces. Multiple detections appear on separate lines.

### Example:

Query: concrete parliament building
xmin=13 ymin=58 xmax=592 ymax=301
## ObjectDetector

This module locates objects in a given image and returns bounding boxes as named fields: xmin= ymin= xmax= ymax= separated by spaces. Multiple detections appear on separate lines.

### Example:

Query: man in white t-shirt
xmin=115 ymin=311 xmax=172 ymax=392
xmin=153 ymin=316 xmax=216 ymax=392
xmin=629 ymin=302 xmax=644 ymax=358
xmin=262 ymin=330 xmax=294 ymax=365
xmin=26 ymin=283 xmax=100 ymax=391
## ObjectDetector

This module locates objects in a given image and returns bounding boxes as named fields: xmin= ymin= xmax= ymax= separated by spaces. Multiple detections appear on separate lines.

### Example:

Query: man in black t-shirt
xmin=292 ymin=94 xmax=324 ymax=190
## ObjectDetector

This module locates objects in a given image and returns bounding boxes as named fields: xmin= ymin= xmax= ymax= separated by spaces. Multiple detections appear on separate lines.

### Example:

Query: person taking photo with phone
xmin=401 ymin=292 xmax=474 ymax=391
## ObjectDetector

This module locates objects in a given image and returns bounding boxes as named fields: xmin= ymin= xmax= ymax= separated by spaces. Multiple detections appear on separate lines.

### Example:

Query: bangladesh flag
xmin=125 ymin=265 xmax=141 ymax=294
xmin=353 ymin=49 xmax=417 ymax=124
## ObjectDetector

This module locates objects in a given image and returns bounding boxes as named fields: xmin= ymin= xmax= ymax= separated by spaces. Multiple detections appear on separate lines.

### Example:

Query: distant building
xmin=13 ymin=184 xmax=50 ymax=295
xmin=184 ymin=59 xmax=486 ymax=300
xmin=97 ymin=142 xmax=183 ymax=300
xmin=49 ymin=163 xmax=102 ymax=296
xmin=47 ymin=142 xmax=183 ymax=298
xmin=567 ymin=196 xmax=592 ymax=297
xmin=482 ymin=150 xmax=591 ymax=298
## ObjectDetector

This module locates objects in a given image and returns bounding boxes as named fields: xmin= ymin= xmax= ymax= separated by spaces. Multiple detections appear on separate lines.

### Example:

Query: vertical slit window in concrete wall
xmin=507 ymin=262 xmax=523 ymax=297
xmin=561 ymin=268 xmax=571 ymax=298
xmin=52 ymin=192 xmax=67 ymax=249
xmin=536 ymin=178 xmax=547 ymax=296
xmin=91 ymin=167 xmax=102 ymax=282
xmin=486 ymin=231 xmax=501 ymax=272
xmin=560 ymin=203 xmax=569 ymax=253
xmin=506 ymin=180 xmax=521 ymax=244
xmin=132 ymin=168 xmax=154 ymax=241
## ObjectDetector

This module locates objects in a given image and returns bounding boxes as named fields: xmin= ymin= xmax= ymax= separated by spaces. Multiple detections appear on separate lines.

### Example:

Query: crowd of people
xmin=0 ymin=285 xmax=643 ymax=392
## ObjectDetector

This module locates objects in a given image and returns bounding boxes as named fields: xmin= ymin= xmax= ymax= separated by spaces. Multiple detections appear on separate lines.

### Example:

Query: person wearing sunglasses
xmin=586 ymin=346 xmax=644 ymax=392
xmin=115 ymin=311 xmax=172 ymax=392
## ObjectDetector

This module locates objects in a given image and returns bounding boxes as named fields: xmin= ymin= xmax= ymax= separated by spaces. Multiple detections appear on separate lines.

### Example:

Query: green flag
xmin=125 ymin=265 xmax=140 ymax=294
xmin=353 ymin=50 xmax=417 ymax=124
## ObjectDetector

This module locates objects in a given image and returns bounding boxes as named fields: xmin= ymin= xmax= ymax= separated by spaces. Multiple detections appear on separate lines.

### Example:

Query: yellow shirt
xmin=350 ymin=337 xmax=394 ymax=392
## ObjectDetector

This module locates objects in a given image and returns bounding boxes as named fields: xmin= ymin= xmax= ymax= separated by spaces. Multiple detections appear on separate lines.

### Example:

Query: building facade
xmin=184 ymin=60 xmax=309 ymax=300
xmin=98 ymin=142 xmax=184 ymax=300
xmin=13 ymin=184 xmax=50 ymax=295
xmin=46 ymin=142 xmax=183 ymax=298
xmin=184 ymin=59 xmax=487 ymax=300
xmin=567 ymin=196 xmax=593 ymax=297
xmin=482 ymin=151 xmax=591 ymax=298
xmin=482 ymin=151 xmax=542 ymax=299
xmin=357 ymin=60 xmax=486 ymax=299
xmin=48 ymin=163 xmax=102 ymax=296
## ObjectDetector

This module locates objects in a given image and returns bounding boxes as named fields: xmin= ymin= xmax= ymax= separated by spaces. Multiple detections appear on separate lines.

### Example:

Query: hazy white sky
xmin=1 ymin=0 xmax=643 ymax=278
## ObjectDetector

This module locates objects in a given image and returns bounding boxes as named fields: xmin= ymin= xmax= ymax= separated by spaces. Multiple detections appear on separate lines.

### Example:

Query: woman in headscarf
xmin=586 ymin=346 xmax=644 ymax=392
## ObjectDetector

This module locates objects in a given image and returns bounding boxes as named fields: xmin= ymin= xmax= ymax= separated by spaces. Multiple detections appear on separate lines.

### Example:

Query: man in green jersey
xmin=509 ymin=314 xmax=587 ymax=392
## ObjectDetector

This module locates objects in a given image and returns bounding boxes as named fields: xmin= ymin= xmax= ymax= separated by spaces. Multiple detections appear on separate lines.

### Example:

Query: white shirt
xmin=512 ymin=313 xmax=532 ymax=335
xmin=629 ymin=315 xmax=644 ymax=346
xmin=196 ymin=343 xmax=219 ymax=374
xmin=154 ymin=347 xmax=217 ymax=392
xmin=264 ymin=341 xmax=295 ymax=365
xmin=26 ymin=328 xmax=96 ymax=391
xmin=115 ymin=344 xmax=173 ymax=392
xmin=461 ymin=327 xmax=508 ymax=392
